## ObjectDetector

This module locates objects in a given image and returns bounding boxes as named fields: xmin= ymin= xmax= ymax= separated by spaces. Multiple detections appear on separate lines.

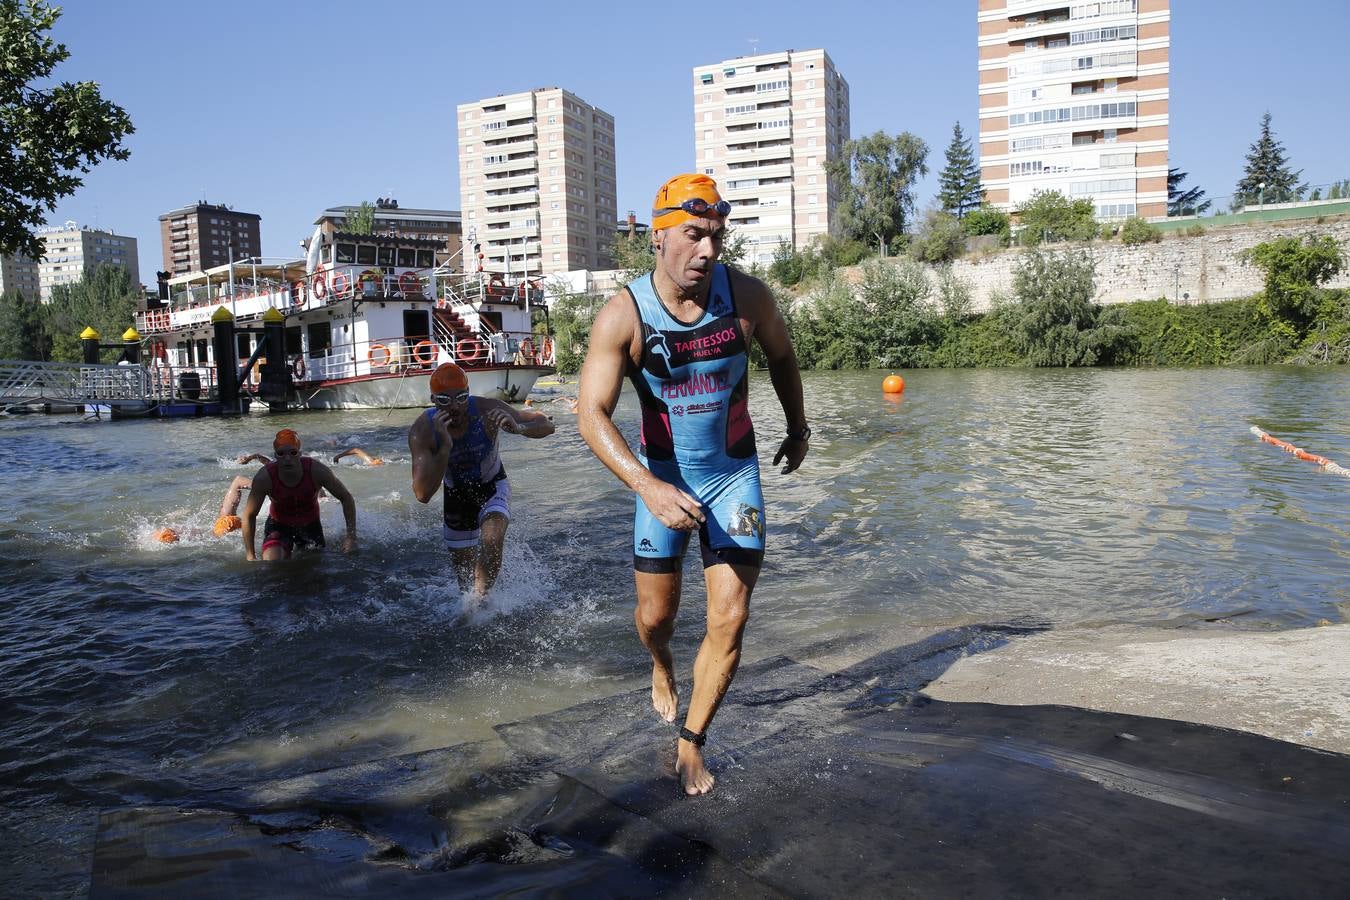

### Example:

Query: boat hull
xmin=299 ymin=364 xmax=552 ymax=409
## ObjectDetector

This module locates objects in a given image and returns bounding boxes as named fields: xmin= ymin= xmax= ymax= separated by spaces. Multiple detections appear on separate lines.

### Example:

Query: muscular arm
xmin=735 ymin=272 xmax=809 ymax=474
xmin=408 ymin=414 xmax=450 ymax=504
xmin=238 ymin=453 xmax=272 ymax=465
xmin=577 ymin=294 xmax=705 ymax=528
xmin=312 ymin=462 xmax=357 ymax=551
xmin=240 ymin=468 xmax=272 ymax=560
xmin=219 ymin=475 xmax=252 ymax=517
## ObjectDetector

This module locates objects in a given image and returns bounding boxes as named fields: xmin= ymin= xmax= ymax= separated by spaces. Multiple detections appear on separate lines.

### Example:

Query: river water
xmin=2 ymin=366 xmax=1347 ymax=895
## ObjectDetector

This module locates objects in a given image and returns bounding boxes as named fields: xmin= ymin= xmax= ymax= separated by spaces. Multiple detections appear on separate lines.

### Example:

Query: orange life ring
xmin=519 ymin=336 xmax=535 ymax=362
xmin=292 ymin=280 xmax=307 ymax=308
xmin=331 ymin=270 xmax=351 ymax=298
xmin=312 ymin=266 xmax=328 ymax=301
xmin=411 ymin=340 xmax=435 ymax=365
xmin=292 ymin=356 xmax=306 ymax=380
xmin=458 ymin=336 xmax=486 ymax=363
xmin=368 ymin=343 xmax=391 ymax=368
xmin=399 ymin=271 xmax=422 ymax=297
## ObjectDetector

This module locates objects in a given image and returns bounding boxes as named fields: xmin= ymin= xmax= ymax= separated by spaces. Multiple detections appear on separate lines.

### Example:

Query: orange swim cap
xmin=213 ymin=515 xmax=242 ymax=537
xmin=430 ymin=363 xmax=469 ymax=393
xmin=651 ymin=174 xmax=728 ymax=231
xmin=154 ymin=527 xmax=179 ymax=544
xmin=273 ymin=429 xmax=301 ymax=451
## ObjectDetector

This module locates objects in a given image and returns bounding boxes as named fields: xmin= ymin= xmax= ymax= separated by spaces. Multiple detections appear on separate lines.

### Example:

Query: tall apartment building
xmin=977 ymin=0 xmax=1170 ymax=220
xmin=159 ymin=202 xmax=262 ymax=275
xmin=35 ymin=222 xmax=140 ymax=302
xmin=457 ymin=88 xmax=617 ymax=278
xmin=0 ymin=253 xmax=41 ymax=300
xmin=315 ymin=200 xmax=464 ymax=267
xmin=693 ymin=48 xmax=850 ymax=266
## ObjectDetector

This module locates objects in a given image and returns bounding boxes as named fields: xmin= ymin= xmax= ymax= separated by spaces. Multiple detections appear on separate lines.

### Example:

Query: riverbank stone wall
xmin=914 ymin=217 xmax=1350 ymax=313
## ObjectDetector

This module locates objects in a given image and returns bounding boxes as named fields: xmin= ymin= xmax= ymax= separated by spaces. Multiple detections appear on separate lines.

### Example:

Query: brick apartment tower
xmin=159 ymin=202 xmax=262 ymax=276
xmin=977 ymin=0 xmax=1170 ymax=220
xmin=456 ymin=88 xmax=618 ymax=278
xmin=693 ymin=49 xmax=851 ymax=266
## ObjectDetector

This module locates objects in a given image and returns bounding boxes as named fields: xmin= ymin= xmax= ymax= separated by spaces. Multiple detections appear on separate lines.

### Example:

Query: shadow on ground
xmin=91 ymin=625 xmax=1350 ymax=898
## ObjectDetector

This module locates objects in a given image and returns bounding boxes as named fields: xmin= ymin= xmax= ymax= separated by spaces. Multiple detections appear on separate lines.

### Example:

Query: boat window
xmin=335 ymin=243 xmax=356 ymax=264
xmin=397 ymin=248 xmax=416 ymax=268
xmin=356 ymin=244 xmax=377 ymax=266
xmin=235 ymin=333 xmax=251 ymax=360
xmin=306 ymin=321 xmax=331 ymax=358
xmin=377 ymin=247 xmax=395 ymax=267
xmin=416 ymin=249 xmax=435 ymax=268
xmin=286 ymin=325 xmax=303 ymax=357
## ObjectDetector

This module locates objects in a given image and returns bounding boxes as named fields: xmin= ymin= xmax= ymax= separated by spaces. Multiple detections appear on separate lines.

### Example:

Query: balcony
xmin=483 ymin=172 xmax=538 ymax=191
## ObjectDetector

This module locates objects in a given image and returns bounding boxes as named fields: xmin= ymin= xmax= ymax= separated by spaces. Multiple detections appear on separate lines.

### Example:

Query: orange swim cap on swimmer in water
xmin=430 ymin=363 xmax=469 ymax=393
xmin=273 ymin=429 xmax=301 ymax=451
xmin=154 ymin=527 xmax=179 ymax=544
xmin=213 ymin=515 xmax=242 ymax=537
xmin=651 ymin=174 xmax=730 ymax=231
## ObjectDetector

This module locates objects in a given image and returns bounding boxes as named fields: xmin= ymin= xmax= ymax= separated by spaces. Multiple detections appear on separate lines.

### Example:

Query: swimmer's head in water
xmin=213 ymin=515 xmax=242 ymax=537
xmin=154 ymin=526 xmax=179 ymax=544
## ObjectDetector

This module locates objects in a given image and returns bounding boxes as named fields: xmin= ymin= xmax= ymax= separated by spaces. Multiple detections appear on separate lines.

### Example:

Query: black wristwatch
xmin=787 ymin=424 xmax=811 ymax=442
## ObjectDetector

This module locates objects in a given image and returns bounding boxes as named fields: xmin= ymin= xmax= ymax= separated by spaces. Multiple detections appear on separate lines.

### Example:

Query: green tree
xmin=611 ymin=230 xmax=655 ymax=282
xmin=909 ymin=208 xmax=966 ymax=264
xmin=769 ymin=240 xmax=806 ymax=286
xmin=1167 ymin=168 xmax=1211 ymax=216
xmin=345 ymin=201 xmax=375 ymax=235
xmin=826 ymin=130 xmax=929 ymax=254
xmin=1016 ymin=190 xmax=1098 ymax=246
xmin=961 ymin=205 xmax=1011 ymax=245
xmin=0 ymin=0 xmax=134 ymax=259
xmin=1241 ymin=235 xmax=1346 ymax=329
xmin=936 ymin=122 xmax=984 ymax=218
xmin=1235 ymin=112 xmax=1304 ymax=206
xmin=41 ymin=264 xmax=140 ymax=362
xmin=0 ymin=289 xmax=49 ymax=359
xmin=543 ymin=284 xmax=604 ymax=374
xmin=1119 ymin=216 xmax=1162 ymax=245
xmin=1011 ymin=248 xmax=1129 ymax=366
xmin=859 ymin=259 xmax=940 ymax=368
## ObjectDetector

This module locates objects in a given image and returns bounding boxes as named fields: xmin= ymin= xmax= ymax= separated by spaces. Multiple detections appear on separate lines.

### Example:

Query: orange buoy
xmin=154 ymin=527 xmax=180 ymax=544
xmin=882 ymin=374 xmax=905 ymax=395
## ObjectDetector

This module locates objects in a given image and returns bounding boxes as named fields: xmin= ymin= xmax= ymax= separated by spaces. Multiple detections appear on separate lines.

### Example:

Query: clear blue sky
xmin=42 ymin=0 xmax=1350 ymax=280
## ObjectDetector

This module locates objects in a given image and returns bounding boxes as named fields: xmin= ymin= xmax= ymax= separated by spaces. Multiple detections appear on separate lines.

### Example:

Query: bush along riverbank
xmin=543 ymin=235 xmax=1347 ymax=374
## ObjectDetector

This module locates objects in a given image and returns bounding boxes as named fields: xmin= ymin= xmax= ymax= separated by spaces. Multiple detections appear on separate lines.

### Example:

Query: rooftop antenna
xmin=748 ymin=36 xmax=759 ymax=54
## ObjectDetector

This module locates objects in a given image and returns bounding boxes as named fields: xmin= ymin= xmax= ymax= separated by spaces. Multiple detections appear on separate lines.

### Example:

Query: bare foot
xmin=651 ymin=662 xmax=678 ymax=723
xmin=676 ymin=739 xmax=715 ymax=795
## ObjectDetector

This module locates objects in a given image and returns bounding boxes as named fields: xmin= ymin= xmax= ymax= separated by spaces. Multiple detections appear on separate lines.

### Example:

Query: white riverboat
xmin=135 ymin=224 xmax=554 ymax=409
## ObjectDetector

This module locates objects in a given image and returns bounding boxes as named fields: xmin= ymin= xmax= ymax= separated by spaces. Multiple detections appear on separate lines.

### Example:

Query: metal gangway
xmin=0 ymin=359 xmax=185 ymax=412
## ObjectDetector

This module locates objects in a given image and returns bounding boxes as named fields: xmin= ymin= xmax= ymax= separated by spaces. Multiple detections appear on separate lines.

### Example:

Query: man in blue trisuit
xmin=578 ymin=174 xmax=809 ymax=795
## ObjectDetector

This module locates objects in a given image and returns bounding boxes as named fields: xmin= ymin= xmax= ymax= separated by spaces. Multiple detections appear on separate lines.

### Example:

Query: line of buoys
xmin=1250 ymin=426 xmax=1350 ymax=477
xmin=882 ymin=374 xmax=905 ymax=395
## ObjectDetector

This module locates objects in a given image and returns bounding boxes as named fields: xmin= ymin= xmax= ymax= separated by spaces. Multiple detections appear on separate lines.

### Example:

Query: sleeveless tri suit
xmin=626 ymin=263 xmax=765 ymax=573
xmin=424 ymin=397 xmax=511 ymax=549
xmin=261 ymin=457 xmax=325 ymax=556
